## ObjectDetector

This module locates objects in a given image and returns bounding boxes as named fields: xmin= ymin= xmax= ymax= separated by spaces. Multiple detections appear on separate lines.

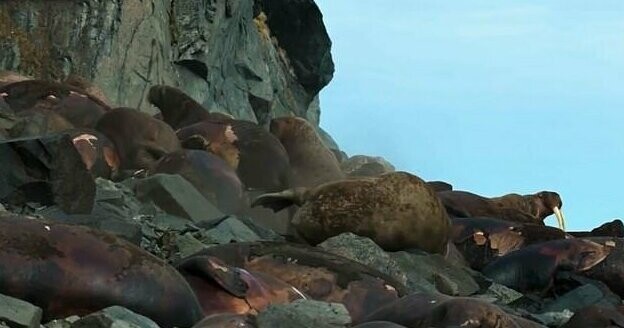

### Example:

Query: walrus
xmin=151 ymin=150 xmax=245 ymax=214
xmin=95 ymin=107 xmax=181 ymax=172
xmin=425 ymin=181 xmax=453 ymax=192
xmin=67 ymin=128 xmax=119 ymax=179
xmin=569 ymin=219 xmax=624 ymax=238
xmin=0 ymin=92 xmax=11 ymax=113
xmin=270 ymin=116 xmax=344 ymax=188
xmin=183 ymin=241 xmax=406 ymax=323
xmin=8 ymin=108 xmax=75 ymax=138
xmin=452 ymin=217 xmax=567 ymax=270
xmin=560 ymin=304 xmax=624 ymax=328
xmin=418 ymin=298 xmax=545 ymax=328
xmin=437 ymin=190 xmax=566 ymax=230
xmin=482 ymin=238 xmax=612 ymax=294
xmin=0 ymin=214 xmax=202 ymax=328
xmin=176 ymin=255 xmax=304 ymax=317
xmin=252 ymin=171 xmax=451 ymax=253
xmin=358 ymin=293 xmax=545 ymax=328
xmin=0 ymin=79 xmax=110 ymax=115
xmin=148 ymin=84 xmax=217 ymax=129
xmin=0 ymin=70 xmax=31 ymax=88
xmin=583 ymin=237 xmax=624 ymax=298
xmin=63 ymin=74 xmax=111 ymax=105
xmin=178 ymin=119 xmax=292 ymax=193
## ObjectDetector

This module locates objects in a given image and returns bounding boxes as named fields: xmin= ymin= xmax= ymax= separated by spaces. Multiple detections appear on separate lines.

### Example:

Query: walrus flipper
xmin=252 ymin=189 xmax=306 ymax=212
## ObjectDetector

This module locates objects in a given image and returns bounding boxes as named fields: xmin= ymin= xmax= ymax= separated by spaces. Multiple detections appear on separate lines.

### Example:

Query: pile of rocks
xmin=1 ymin=73 xmax=623 ymax=328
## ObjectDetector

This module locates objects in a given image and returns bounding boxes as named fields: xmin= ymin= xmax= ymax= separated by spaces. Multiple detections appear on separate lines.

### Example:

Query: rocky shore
xmin=1 ymin=1 xmax=624 ymax=328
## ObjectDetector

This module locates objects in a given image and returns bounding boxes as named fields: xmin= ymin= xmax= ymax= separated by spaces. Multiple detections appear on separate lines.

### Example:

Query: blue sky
xmin=316 ymin=1 xmax=624 ymax=231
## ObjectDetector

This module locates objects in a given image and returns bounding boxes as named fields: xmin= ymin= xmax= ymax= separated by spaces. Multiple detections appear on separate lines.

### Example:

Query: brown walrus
xmin=452 ymin=217 xmax=567 ymax=270
xmin=147 ymin=84 xmax=225 ymax=129
xmin=8 ymin=108 xmax=75 ymax=138
xmin=176 ymin=255 xmax=304 ymax=317
xmin=0 ymin=70 xmax=31 ymax=88
xmin=67 ymin=128 xmax=119 ymax=179
xmin=0 ymin=80 xmax=110 ymax=117
xmin=252 ymin=171 xmax=451 ymax=253
xmin=569 ymin=219 xmax=624 ymax=238
xmin=482 ymin=238 xmax=612 ymax=294
xmin=151 ymin=150 xmax=245 ymax=214
xmin=0 ymin=214 xmax=202 ymax=328
xmin=178 ymin=119 xmax=292 ymax=193
xmin=358 ymin=293 xmax=545 ymax=328
xmin=437 ymin=190 xmax=566 ymax=230
xmin=183 ymin=241 xmax=406 ymax=323
xmin=63 ymin=74 xmax=111 ymax=106
xmin=583 ymin=237 xmax=624 ymax=298
xmin=95 ymin=107 xmax=181 ymax=172
xmin=560 ymin=304 xmax=624 ymax=328
xmin=270 ymin=116 xmax=344 ymax=188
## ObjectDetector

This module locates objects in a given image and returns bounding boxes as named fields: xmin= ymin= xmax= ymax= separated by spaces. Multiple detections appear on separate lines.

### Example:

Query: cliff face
xmin=0 ymin=0 xmax=333 ymax=124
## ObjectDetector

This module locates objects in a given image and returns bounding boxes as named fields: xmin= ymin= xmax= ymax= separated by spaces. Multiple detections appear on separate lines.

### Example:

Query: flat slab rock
xmin=257 ymin=300 xmax=351 ymax=328
xmin=133 ymin=173 xmax=224 ymax=225
xmin=70 ymin=306 xmax=160 ymax=328
xmin=0 ymin=293 xmax=42 ymax=328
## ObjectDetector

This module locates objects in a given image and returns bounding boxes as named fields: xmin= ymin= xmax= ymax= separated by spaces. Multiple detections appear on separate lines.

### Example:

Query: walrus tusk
xmin=553 ymin=206 xmax=566 ymax=231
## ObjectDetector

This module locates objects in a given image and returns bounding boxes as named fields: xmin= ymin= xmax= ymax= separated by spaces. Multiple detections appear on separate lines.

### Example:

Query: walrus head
xmin=531 ymin=191 xmax=565 ymax=230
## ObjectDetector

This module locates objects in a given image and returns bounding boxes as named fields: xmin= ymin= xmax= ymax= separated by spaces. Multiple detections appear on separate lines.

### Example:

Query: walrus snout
xmin=572 ymin=239 xmax=612 ymax=271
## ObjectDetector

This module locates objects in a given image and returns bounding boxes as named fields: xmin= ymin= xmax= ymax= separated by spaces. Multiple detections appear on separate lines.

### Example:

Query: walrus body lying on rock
xmin=95 ymin=107 xmax=181 ymax=172
xmin=482 ymin=238 xmax=612 ymax=294
xmin=252 ymin=171 xmax=451 ymax=254
xmin=437 ymin=190 xmax=566 ymax=230
xmin=0 ymin=214 xmax=202 ymax=328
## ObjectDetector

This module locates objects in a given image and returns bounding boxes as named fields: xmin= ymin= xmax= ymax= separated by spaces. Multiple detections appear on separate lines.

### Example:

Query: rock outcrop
xmin=0 ymin=0 xmax=333 ymax=123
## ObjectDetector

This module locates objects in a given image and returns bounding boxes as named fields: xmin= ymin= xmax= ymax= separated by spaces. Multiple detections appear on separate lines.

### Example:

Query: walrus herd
xmin=1 ymin=72 xmax=624 ymax=327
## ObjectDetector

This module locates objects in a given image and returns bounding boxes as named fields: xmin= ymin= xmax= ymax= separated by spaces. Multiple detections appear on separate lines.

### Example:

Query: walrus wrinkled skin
xmin=177 ymin=119 xmax=291 ymax=192
xmin=176 ymin=255 xmax=304 ymax=317
xmin=95 ymin=107 xmax=181 ymax=172
xmin=359 ymin=293 xmax=545 ymax=328
xmin=270 ymin=116 xmax=344 ymax=188
xmin=452 ymin=217 xmax=567 ymax=270
xmin=181 ymin=241 xmax=406 ymax=323
xmin=253 ymin=171 xmax=451 ymax=253
xmin=482 ymin=238 xmax=612 ymax=294
xmin=437 ymin=190 xmax=566 ymax=230
xmin=0 ymin=214 xmax=202 ymax=328
xmin=151 ymin=150 xmax=245 ymax=214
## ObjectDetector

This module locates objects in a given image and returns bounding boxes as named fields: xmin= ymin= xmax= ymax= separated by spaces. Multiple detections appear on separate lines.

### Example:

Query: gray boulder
xmin=257 ymin=300 xmax=350 ymax=328
xmin=133 ymin=174 xmax=224 ymax=224
xmin=318 ymin=233 xmax=407 ymax=287
xmin=70 ymin=306 xmax=160 ymax=328
xmin=0 ymin=293 xmax=42 ymax=328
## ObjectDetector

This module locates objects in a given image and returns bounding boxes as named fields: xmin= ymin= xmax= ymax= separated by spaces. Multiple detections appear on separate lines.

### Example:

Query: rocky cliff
xmin=0 ymin=0 xmax=334 ymax=124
